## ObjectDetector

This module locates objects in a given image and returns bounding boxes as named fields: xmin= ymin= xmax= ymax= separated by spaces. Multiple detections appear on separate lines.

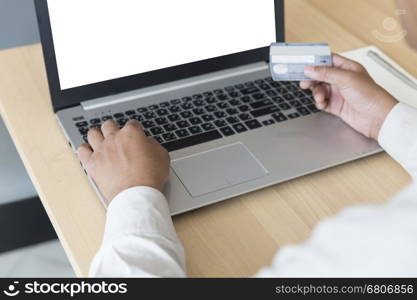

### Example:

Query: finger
xmin=148 ymin=137 xmax=160 ymax=145
xmin=332 ymin=53 xmax=365 ymax=72
xmin=300 ymin=80 xmax=317 ymax=89
xmin=101 ymin=120 xmax=119 ymax=138
xmin=312 ymin=84 xmax=328 ymax=109
xmin=77 ymin=143 xmax=93 ymax=165
xmin=304 ymin=65 xmax=353 ymax=87
xmin=123 ymin=119 xmax=146 ymax=136
xmin=87 ymin=127 xmax=104 ymax=150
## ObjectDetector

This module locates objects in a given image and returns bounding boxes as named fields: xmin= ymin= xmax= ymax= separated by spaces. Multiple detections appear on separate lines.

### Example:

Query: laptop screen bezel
xmin=35 ymin=0 xmax=285 ymax=112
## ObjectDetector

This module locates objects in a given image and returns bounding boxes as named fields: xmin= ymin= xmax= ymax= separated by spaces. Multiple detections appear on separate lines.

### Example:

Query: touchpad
xmin=171 ymin=143 xmax=268 ymax=197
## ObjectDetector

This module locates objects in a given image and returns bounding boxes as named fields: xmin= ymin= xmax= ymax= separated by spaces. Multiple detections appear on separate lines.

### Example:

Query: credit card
xmin=269 ymin=43 xmax=332 ymax=81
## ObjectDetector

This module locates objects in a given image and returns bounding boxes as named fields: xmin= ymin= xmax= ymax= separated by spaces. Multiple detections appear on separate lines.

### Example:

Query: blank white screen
xmin=47 ymin=0 xmax=276 ymax=90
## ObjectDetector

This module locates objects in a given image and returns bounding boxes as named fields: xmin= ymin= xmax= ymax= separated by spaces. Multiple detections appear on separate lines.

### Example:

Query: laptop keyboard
xmin=73 ymin=77 xmax=320 ymax=152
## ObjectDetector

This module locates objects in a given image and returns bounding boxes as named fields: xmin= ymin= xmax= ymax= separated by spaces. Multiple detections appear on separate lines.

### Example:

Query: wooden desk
xmin=0 ymin=0 xmax=413 ymax=277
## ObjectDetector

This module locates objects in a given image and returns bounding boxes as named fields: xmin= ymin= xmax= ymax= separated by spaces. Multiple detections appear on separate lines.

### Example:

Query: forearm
xmin=89 ymin=187 xmax=186 ymax=277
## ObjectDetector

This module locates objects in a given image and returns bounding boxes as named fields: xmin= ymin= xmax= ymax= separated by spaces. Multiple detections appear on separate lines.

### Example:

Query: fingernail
xmin=304 ymin=66 xmax=315 ymax=75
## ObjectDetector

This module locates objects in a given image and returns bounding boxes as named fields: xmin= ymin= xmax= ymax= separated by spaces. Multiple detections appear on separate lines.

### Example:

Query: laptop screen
xmin=47 ymin=0 xmax=276 ymax=90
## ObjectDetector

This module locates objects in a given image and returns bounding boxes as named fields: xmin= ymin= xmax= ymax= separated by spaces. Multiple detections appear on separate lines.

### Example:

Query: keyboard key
xmin=160 ymin=101 xmax=170 ymax=107
xmin=244 ymin=81 xmax=255 ymax=87
xmin=130 ymin=115 xmax=144 ymax=122
xmin=182 ymin=96 xmax=192 ymax=102
xmin=155 ymin=117 xmax=168 ymax=125
xmin=170 ymin=99 xmax=181 ymax=105
xmin=240 ymin=87 xmax=260 ymax=95
xmin=251 ymin=106 xmax=280 ymax=118
xmin=193 ymin=99 xmax=204 ymax=107
xmin=169 ymin=105 xmax=181 ymax=113
xmin=162 ymin=132 xmax=176 ymax=141
xmin=203 ymin=91 xmax=213 ymax=97
xmin=201 ymin=123 xmax=215 ymax=131
xmin=144 ymin=111 xmax=156 ymax=119
xmin=73 ymin=116 xmax=84 ymax=122
xmin=156 ymin=109 xmax=169 ymax=116
xmin=137 ymin=107 xmax=148 ymax=113
xmin=102 ymin=115 xmax=113 ymax=121
xmin=205 ymin=105 xmax=217 ymax=112
xmin=272 ymin=113 xmax=288 ymax=122
xmin=118 ymin=118 xmax=128 ymax=126
xmin=162 ymin=130 xmax=222 ymax=152
xmin=206 ymin=97 xmax=217 ymax=104
xmin=250 ymin=99 xmax=273 ymax=109
xmin=245 ymin=119 xmax=262 ymax=129
xmin=192 ymin=94 xmax=203 ymax=100
xmin=238 ymin=113 xmax=251 ymax=121
xmin=181 ymin=103 xmax=193 ymax=110
xmin=214 ymin=89 xmax=224 ymax=94
xmin=272 ymin=96 xmax=285 ymax=104
xmin=226 ymin=116 xmax=239 ymax=124
xmin=252 ymin=93 xmax=266 ymax=100
xmin=79 ymin=127 xmax=89 ymax=135
xmin=214 ymin=111 xmax=226 ymax=119
xmin=289 ymin=100 xmax=302 ymax=108
xmin=288 ymin=113 xmax=301 ymax=119
xmin=189 ymin=126 xmax=202 ymax=134
xmin=301 ymin=97 xmax=314 ymax=105
xmin=240 ymin=96 xmax=251 ymax=103
xmin=255 ymin=79 xmax=264 ymax=85
xmin=233 ymin=123 xmax=248 ymax=133
xmin=192 ymin=108 xmax=205 ymax=115
xmin=283 ymin=94 xmax=294 ymax=101
xmin=259 ymin=84 xmax=271 ymax=90
xmin=113 ymin=113 xmax=124 ymax=119
xmin=297 ymin=107 xmax=311 ymax=116
xmin=180 ymin=111 xmax=192 ymax=118
xmin=234 ymin=84 xmax=245 ymax=89
xmin=151 ymin=127 xmax=164 ymax=135
xmin=229 ymin=91 xmax=240 ymax=98
xmin=190 ymin=117 xmax=202 ymax=125
xmin=238 ymin=105 xmax=250 ymax=112
xmin=229 ymin=99 xmax=240 ymax=106
xmin=125 ymin=110 xmax=136 ymax=116
xmin=163 ymin=124 xmax=177 ymax=131
xmin=149 ymin=104 xmax=159 ymax=110
xmin=90 ymin=118 xmax=101 ymax=125
xmin=177 ymin=120 xmax=190 ymax=128
xmin=214 ymin=120 xmax=227 ymax=128
xmin=262 ymin=119 xmax=275 ymax=126
xmin=175 ymin=129 xmax=189 ymax=138
xmin=76 ymin=121 xmax=88 ymax=128
xmin=217 ymin=94 xmax=229 ymax=101
xmin=220 ymin=126 xmax=235 ymax=136
xmin=266 ymin=90 xmax=277 ymax=96
xmin=167 ymin=114 xmax=180 ymax=122
xmin=226 ymin=108 xmax=238 ymax=115
xmin=202 ymin=114 xmax=215 ymax=122
xmin=279 ymin=103 xmax=291 ymax=111
xmin=217 ymin=102 xmax=228 ymax=109
xmin=142 ymin=120 xmax=155 ymax=128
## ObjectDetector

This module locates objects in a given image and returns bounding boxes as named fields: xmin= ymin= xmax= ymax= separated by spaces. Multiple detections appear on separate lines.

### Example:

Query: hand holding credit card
xmin=269 ymin=43 xmax=332 ymax=81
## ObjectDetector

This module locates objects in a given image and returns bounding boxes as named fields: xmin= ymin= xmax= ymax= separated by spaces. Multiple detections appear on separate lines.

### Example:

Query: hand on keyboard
xmin=77 ymin=119 xmax=170 ymax=203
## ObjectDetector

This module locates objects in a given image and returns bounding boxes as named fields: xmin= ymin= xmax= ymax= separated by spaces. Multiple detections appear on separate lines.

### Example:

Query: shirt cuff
xmin=378 ymin=102 xmax=417 ymax=176
xmin=102 ymin=186 xmax=178 ymax=245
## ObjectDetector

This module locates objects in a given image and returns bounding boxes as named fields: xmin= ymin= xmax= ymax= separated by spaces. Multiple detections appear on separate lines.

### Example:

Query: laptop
xmin=35 ymin=0 xmax=381 ymax=215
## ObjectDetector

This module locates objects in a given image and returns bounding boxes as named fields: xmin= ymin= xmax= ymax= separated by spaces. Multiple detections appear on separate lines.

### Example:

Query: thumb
xmin=304 ymin=66 xmax=353 ymax=86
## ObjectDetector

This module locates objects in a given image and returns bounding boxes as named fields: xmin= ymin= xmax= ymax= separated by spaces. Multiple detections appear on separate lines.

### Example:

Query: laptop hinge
xmin=81 ymin=62 xmax=268 ymax=111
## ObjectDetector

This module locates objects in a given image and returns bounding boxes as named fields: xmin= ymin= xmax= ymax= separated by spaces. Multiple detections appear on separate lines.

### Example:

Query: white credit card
xmin=269 ymin=43 xmax=332 ymax=81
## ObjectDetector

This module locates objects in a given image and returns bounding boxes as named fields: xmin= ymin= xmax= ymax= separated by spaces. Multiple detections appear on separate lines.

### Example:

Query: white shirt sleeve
xmin=90 ymin=102 xmax=417 ymax=277
xmin=256 ymin=103 xmax=417 ymax=277
xmin=89 ymin=186 xmax=186 ymax=277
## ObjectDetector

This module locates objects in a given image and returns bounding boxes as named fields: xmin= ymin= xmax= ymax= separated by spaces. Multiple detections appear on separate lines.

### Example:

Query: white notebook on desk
xmin=342 ymin=46 xmax=417 ymax=109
